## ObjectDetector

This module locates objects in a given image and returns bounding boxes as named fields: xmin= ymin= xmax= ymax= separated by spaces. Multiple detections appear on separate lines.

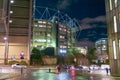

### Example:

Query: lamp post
xmin=4 ymin=36 xmax=8 ymax=64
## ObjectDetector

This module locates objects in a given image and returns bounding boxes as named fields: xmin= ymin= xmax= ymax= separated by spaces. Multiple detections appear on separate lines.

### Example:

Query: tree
xmin=30 ymin=47 xmax=43 ymax=65
xmin=44 ymin=47 xmax=54 ymax=56
xmin=86 ymin=48 xmax=97 ymax=64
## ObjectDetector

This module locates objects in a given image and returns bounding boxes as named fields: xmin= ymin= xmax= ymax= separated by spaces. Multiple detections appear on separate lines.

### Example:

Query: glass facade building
xmin=95 ymin=38 xmax=108 ymax=62
xmin=33 ymin=19 xmax=75 ymax=56
xmin=105 ymin=0 xmax=120 ymax=75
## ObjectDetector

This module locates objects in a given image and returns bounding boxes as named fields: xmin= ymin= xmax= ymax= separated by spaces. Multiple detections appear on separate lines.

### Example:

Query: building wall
xmin=8 ymin=36 xmax=28 ymax=59
xmin=32 ymin=20 xmax=74 ymax=55
xmin=95 ymin=38 xmax=108 ymax=62
xmin=105 ymin=0 xmax=120 ymax=75
xmin=0 ymin=0 xmax=3 ymax=18
xmin=0 ymin=0 xmax=33 ymax=64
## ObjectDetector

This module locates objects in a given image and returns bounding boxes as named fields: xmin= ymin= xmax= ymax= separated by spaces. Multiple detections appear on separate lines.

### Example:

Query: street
xmin=0 ymin=66 xmax=119 ymax=80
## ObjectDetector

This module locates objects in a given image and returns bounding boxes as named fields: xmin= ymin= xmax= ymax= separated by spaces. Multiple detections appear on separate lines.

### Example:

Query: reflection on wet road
xmin=6 ymin=68 xmax=120 ymax=80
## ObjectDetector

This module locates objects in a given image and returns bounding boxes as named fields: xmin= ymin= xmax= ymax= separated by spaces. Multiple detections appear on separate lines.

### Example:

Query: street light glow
xmin=10 ymin=0 xmax=14 ymax=3
xmin=4 ymin=37 xmax=7 ymax=40
xmin=10 ymin=11 xmax=13 ymax=14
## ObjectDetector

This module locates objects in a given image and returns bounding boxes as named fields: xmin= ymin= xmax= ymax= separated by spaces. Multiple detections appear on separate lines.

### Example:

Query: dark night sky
xmin=35 ymin=0 xmax=107 ymax=42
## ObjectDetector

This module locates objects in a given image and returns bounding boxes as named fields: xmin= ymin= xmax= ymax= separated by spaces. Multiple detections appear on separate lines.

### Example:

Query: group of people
xmin=55 ymin=64 xmax=76 ymax=80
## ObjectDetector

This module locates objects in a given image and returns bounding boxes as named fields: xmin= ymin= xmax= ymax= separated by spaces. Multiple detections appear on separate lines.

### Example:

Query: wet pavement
xmin=0 ymin=67 xmax=120 ymax=80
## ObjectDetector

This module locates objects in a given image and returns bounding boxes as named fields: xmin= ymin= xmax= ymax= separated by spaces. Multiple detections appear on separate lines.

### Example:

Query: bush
xmin=20 ymin=61 xmax=28 ymax=65
xmin=9 ymin=60 xmax=19 ymax=65
xmin=8 ymin=60 xmax=28 ymax=65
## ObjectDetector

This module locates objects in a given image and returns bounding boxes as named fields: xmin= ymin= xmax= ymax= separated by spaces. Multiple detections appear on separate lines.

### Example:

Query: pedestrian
xmin=105 ymin=68 xmax=109 ymax=75
xmin=49 ymin=68 xmax=51 ymax=73
xmin=70 ymin=64 xmax=76 ymax=77
xmin=57 ymin=65 xmax=61 ymax=72
xmin=55 ymin=67 xmax=72 ymax=80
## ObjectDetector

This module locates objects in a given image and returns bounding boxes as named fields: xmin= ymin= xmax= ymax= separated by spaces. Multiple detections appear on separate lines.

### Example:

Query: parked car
xmin=11 ymin=63 xmax=27 ymax=69
xmin=80 ymin=65 xmax=90 ymax=71
xmin=89 ymin=65 xmax=100 ymax=70
xmin=100 ymin=64 xmax=110 ymax=70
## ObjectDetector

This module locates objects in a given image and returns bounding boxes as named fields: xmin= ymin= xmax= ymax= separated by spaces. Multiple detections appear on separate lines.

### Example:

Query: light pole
xmin=2 ymin=0 xmax=9 ymax=65
xmin=4 ymin=36 xmax=8 ymax=64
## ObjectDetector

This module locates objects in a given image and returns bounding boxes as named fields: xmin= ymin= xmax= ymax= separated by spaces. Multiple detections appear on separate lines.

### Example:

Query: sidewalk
xmin=0 ymin=73 xmax=20 ymax=80
xmin=77 ymin=69 xmax=120 ymax=80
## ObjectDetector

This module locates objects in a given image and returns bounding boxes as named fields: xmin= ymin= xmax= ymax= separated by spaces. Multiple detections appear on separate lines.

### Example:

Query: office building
xmin=32 ymin=6 xmax=78 ymax=55
xmin=105 ymin=0 xmax=120 ymax=75
xmin=0 ymin=0 xmax=32 ymax=64
xmin=95 ymin=38 xmax=108 ymax=62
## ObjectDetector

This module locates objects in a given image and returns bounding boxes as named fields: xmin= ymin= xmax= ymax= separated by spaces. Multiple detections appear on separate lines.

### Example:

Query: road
xmin=0 ymin=66 xmax=120 ymax=80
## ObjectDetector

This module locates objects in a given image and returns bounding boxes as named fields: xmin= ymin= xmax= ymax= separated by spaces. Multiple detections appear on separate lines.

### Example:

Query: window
xmin=114 ymin=16 xmax=117 ymax=33
xmin=115 ymin=0 xmax=117 ymax=7
xmin=110 ymin=0 xmax=112 ymax=10
xmin=113 ymin=41 xmax=117 ymax=59
xmin=42 ymin=21 xmax=46 ymax=24
xmin=119 ymin=40 xmax=120 ymax=53
xmin=38 ymin=21 xmax=42 ymax=23
xmin=47 ymin=34 xmax=51 ymax=37
xmin=60 ymin=35 xmax=64 ymax=39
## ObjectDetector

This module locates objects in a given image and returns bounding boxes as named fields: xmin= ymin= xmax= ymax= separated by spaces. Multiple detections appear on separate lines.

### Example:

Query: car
xmin=80 ymin=65 xmax=90 ymax=71
xmin=90 ymin=65 xmax=100 ymax=70
xmin=100 ymin=64 xmax=110 ymax=70
xmin=11 ymin=63 xmax=27 ymax=69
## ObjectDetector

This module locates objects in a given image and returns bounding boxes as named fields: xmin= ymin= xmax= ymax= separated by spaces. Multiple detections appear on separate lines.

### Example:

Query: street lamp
xmin=4 ymin=36 xmax=8 ymax=64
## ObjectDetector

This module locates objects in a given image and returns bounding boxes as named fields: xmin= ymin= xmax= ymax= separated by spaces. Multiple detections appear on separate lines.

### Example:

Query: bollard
xmin=21 ymin=67 xmax=23 ymax=74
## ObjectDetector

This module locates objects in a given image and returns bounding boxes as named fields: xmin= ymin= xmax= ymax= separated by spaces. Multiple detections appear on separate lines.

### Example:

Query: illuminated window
xmin=119 ymin=40 xmax=120 ymax=52
xmin=109 ymin=0 xmax=112 ymax=10
xmin=43 ymin=21 xmax=46 ymax=24
xmin=63 ymin=46 xmax=67 ymax=48
xmin=59 ymin=49 xmax=67 ymax=53
xmin=60 ymin=35 xmax=64 ymax=39
xmin=102 ymin=45 xmax=106 ymax=50
xmin=38 ymin=21 xmax=42 ymax=23
xmin=113 ymin=41 xmax=117 ymax=59
xmin=115 ymin=0 xmax=117 ymax=7
xmin=114 ymin=16 xmax=117 ymax=33
xmin=60 ymin=45 xmax=63 ymax=48
xmin=39 ymin=25 xmax=42 ymax=27
xmin=39 ymin=25 xmax=46 ymax=28
xmin=47 ymin=34 xmax=51 ymax=36
xmin=59 ymin=28 xmax=62 ymax=30
xmin=34 ymin=24 xmax=37 ymax=27
xmin=34 ymin=39 xmax=47 ymax=42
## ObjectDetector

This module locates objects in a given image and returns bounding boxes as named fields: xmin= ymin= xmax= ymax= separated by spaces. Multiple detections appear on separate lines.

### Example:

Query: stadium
xmin=0 ymin=0 xmax=80 ymax=64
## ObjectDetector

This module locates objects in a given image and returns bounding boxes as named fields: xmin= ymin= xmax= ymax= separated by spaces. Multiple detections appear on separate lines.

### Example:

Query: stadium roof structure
xmin=33 ymin=6 xmax=81 ymax=41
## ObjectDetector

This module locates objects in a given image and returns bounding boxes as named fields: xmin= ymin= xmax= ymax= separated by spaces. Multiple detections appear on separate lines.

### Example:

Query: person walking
xmin=105 ymin=68 xmax=109 ymax=75
xmin=55 ymin=67 xmax=72 ymax=80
